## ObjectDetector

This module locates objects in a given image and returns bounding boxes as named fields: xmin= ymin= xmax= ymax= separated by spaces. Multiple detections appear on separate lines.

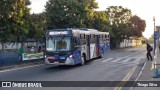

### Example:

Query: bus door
xmin=95 ymin=35 xmax=100 ymax=57
xmin=86 ymin=35 xmax=90 ymax=60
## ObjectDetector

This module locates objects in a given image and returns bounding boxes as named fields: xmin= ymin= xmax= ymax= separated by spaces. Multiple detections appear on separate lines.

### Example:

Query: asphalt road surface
xmin=0 ymin=46 xmax=147 ymax=90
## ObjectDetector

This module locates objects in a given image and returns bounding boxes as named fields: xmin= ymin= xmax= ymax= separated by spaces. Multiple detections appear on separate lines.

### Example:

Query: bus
xmin=45 ymin=28 xmax=110 ymax=65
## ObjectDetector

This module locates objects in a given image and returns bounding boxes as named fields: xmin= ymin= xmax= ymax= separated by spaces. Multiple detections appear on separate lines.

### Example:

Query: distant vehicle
xmin=44 ymin=28 xmax=110 ymax=65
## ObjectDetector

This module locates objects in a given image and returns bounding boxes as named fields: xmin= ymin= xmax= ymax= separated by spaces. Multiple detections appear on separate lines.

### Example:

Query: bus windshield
xmin=46 ymin=36 xmax=71 ymax=52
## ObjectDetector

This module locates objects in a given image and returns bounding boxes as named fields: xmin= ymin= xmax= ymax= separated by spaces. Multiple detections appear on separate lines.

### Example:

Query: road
xmin=0 ymin=46 xmax=147 ymax=90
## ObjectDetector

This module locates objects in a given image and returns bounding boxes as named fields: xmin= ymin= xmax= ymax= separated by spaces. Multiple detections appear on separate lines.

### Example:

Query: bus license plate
xmin=60 ymin=57 xmax=65 ymax=59
xmin=54 ymin=61 xmax=59 ymax=64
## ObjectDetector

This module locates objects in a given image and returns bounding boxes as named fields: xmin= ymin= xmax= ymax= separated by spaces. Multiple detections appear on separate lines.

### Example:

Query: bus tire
xmin=80 ymin=54 xmax=86 ymax=65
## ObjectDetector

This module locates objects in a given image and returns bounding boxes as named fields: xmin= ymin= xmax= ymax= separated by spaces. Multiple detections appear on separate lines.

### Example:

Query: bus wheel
xmin=80 ymin=55 xmax=86 ymax=65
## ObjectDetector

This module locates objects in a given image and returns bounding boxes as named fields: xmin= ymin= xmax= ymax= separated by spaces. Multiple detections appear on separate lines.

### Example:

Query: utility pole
xmin=156 ymin=26 xmax=160 ymax=52
xmin=153 ymin=16 xmax=156 ymax=55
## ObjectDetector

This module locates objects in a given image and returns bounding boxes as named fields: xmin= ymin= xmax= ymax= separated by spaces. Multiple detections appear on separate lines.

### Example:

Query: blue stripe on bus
xmin=72 ymin=48 xmax=81 ymax=64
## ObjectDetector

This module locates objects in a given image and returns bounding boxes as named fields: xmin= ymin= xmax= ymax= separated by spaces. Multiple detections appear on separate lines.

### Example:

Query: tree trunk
xmin=116 ymin=42 xmax=120 ymax=48
xmin=21 ymin=41 xmax=25 ymax=50
xmin=1 ymin=42 xmax=5 ymax=52
xmin=16 ymin=42 xmax=18 ymax=50
xmin=36 ymin=41 xmax=39 ymax=52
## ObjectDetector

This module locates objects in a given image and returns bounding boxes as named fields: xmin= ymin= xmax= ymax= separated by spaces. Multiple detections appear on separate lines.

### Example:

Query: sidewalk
xmin=132 ymin=52 xmax=160 ymax=90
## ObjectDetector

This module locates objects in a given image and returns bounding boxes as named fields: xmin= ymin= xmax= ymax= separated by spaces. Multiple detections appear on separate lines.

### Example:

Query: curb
xmin=135 ymin=62 xmax=146 ymax=81
xmin=114 ymin=66 xmax=137 ymax=90
xmin=0 ymin=60 xmax=44 ymax=71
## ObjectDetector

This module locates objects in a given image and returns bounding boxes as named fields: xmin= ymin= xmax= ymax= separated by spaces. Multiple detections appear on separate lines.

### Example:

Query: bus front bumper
xmin=45 ymin=58 xmax=75 ymax=65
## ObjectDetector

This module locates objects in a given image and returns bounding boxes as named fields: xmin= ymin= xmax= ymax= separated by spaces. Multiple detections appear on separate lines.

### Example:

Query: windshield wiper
xmin=60 ymin=35 xmax=66 ymax=41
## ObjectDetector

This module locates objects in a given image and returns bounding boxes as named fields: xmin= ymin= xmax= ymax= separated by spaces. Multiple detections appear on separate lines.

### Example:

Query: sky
xmin=29 ymin=0 xmax=160 ymax=39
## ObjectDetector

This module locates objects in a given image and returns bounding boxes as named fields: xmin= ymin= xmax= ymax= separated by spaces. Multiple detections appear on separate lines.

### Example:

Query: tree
xmin=129 ymin=15 xmax=146 ymax=37
xmin=28 ymin=13 xmax=46 ymax=40
xmin=45 ymin=0 xmax=98 ymax=29
xmin=45 ymin=0 xmax=81 ymax=29
xmin=0 ymin=0 xmax=31 ymax=50
xmin=0 ymin=0 xmax=15 ymax=51
xmin=92 ymin=11 xmax=110 ymax=32
xmin=82 ymin=0 xmax=98 ymax=28
xmin=106 ymin=6 xmax=132 ymax=48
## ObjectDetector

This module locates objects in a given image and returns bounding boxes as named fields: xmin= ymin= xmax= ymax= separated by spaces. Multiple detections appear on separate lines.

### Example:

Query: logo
xmin=2 ymin=82 xmax=11 ymax=87
xmin=24 ymin=54 xmax=27 ymax=58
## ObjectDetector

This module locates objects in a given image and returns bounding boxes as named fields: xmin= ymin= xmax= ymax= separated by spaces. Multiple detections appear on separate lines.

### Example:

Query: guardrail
xmin=0 ymin=51 xmax=44 ymax=69
xmin=0 ymin=51 xmax=19 ymax=68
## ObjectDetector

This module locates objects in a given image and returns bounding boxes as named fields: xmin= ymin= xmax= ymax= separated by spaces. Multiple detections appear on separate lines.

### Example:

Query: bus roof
xmin=47 ymin=28 xmax=109 ymax=36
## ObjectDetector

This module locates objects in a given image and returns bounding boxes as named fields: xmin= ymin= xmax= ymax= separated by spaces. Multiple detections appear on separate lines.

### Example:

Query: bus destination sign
xmin=49 ymin=31 xmax=68 ymax=35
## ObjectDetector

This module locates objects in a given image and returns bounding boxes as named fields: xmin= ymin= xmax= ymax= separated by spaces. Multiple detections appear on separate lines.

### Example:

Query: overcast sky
xmin=29 ymin=0 xmax=160 ymax=38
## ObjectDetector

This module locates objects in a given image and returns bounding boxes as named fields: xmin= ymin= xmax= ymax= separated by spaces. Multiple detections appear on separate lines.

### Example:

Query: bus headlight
xmin=69 ymin=55 xmax=73 ymax=58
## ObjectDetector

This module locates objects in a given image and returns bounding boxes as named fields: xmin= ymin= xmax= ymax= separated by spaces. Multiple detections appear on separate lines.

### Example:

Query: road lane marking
xmin=132 ymin=58 xmax=141 ymax=63
xmin=102 ymin=58 xmax=113 ymax=62
xmin=122 ymin=58 xmax=131 ymax=63
xmin=112 ymin=58 xmax=123 ymax=62
xmin=130 ymin=62 xmax=146 ymax=90
xmin=108 ymin=60 xmax=139 ymax=66
xmin=135 ymin=62 xmax=146 ymax=81
xmin=0 ymin=64 xmax=44 ymax=73
xmin=114 ymin=66 xmax=137 ymax=90
xmin=122 ymin=66 xmax=137 ymax=81
xmin=102 ymin=57 xmax=142 ymax=65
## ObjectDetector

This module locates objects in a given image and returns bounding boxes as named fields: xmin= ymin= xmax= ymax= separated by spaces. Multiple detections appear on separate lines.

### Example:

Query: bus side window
xmin=72 ymin=37 xmax=76 ymax=45
xmin=104 ymin=35 xmax=107 ymax=42
xmin=73 ymin=37 xmax=80 ymax=50
xmin=75 ymin=37 xmax=79 ymax=45
xmin=108 ymin=34 xmax=109 ymax=40
xmin=105 ymin=35 xmax=107 ymax=38
xmin=77 ymin=37 xmax=81 ymax=45
xmin=72 ymin=37 xmax=76 ymax=50
xmin=73 ymin=37 xmax=80 ymax=45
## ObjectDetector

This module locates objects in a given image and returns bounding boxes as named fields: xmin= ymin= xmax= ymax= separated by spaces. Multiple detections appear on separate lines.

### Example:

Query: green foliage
xmin=29 ymin=13 xmax=46 ymax=40
xmin=0 ymin=0 xmax=146 ymax=50
xmin=106 ymin=6 xmax=146 ymax=48
xmin=45 ymin=0 xmax=82 ymax=29
xmin=0 ymin=0 xmax=31 ymax=43
xmin=0 ymin=0 xmax=46 ymax=46
xmin=45 ymin=0 xmax=110 ymax=32
xmin=45 ymin=0 xmax=99 ymax=29
xmin=106 ymin=6 xmax=132 ymax=48
xmin=82 ymin=0 xmax=98 ymax=28
xmin=129 ymin=15 xmax=146 ymax=37
xmin=0 ymin=0 xmax=14 ymax=43
xmin=92 ymin=11 xmax=110 ymax=32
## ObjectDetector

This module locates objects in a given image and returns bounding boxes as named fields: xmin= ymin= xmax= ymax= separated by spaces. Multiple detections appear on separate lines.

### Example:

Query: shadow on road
xmin=45 ymin=58 xmax=99 ymax=71
xmin=45 ymin=65 xmax=80 ymax=70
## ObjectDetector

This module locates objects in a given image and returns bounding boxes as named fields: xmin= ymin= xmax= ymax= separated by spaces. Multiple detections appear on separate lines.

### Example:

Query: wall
xmin=120 ymin=39 xmax=142 ymax=48
xmin=0 ymin=42 xmax=42 ymax=52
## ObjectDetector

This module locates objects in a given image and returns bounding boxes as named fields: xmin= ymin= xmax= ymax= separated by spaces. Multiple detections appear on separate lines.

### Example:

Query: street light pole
xmin=153 ymin=16 xmax=156 ymax=55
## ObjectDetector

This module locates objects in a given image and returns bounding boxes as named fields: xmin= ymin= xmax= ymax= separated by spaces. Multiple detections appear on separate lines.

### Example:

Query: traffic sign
xmin=154 ymin=31 xmax=159 ymax=40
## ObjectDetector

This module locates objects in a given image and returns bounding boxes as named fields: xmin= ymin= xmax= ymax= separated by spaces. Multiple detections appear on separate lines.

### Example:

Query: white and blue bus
xmin=45 ymin=28 xmax=110 ymax=65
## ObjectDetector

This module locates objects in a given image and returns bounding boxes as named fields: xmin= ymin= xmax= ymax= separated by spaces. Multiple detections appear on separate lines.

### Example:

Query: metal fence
xmin=0 ymin=51 xmax=44 ymax=69
xmin=0 ymin=51 xmax=19 ymax=68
